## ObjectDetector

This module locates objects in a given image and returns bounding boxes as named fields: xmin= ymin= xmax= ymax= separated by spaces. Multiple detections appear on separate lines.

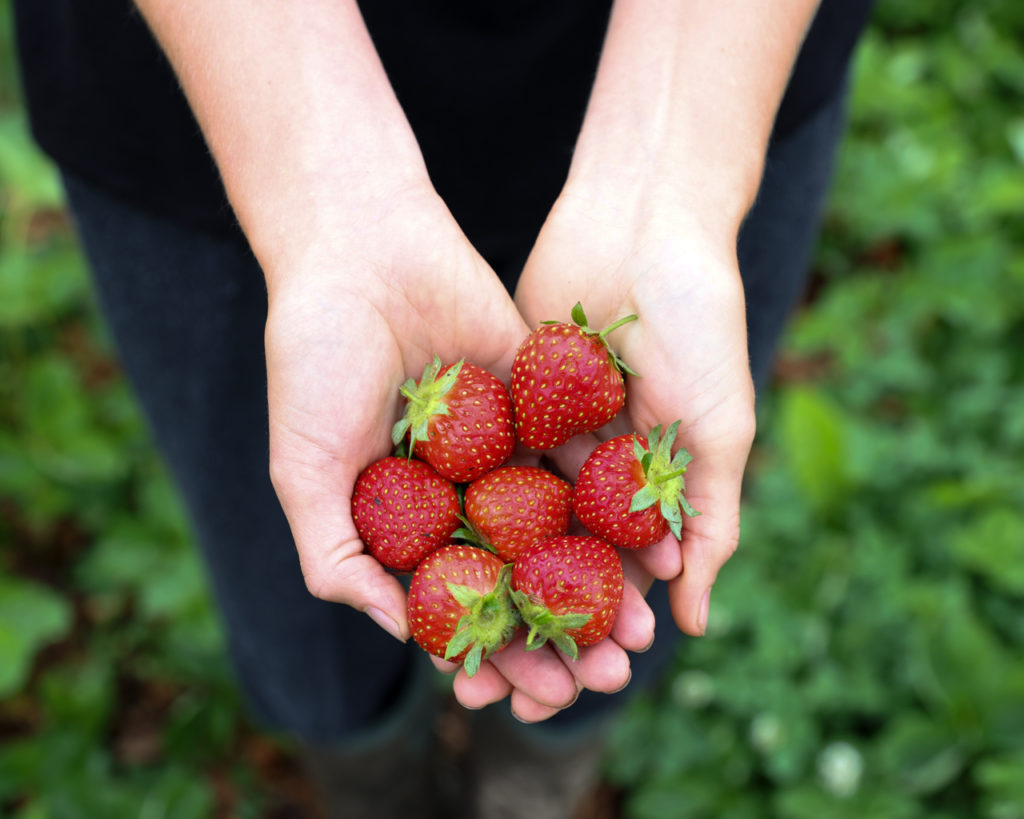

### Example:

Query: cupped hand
xmin=264 ymin=186 xmax=528 ymax=638
xmin=263 ymin=185 xmax=656 ymax=719
xmin=513 ymin=190 xmax=757 ymax=639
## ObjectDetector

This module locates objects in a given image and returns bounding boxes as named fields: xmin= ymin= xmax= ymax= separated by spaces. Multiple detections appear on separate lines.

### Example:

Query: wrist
xmin=255 ymin=170 xmax=441 ymax=299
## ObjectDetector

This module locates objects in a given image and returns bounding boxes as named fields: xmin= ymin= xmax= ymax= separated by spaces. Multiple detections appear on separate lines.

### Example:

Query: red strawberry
xmin=391 ymin=356 xmax=515 ymax=483
xmin=511 ymin=535 xmax=624 ymax=659
xmin=510 ymin=302 xmax=637 ymax=450
xmin=407 ymin=544 xmax=519 ymax=677
xmin=573 ymin=421 xmax=699 ymax=549
xmin=458 ymin=465 xmax=573 ymax=562
xmin=351 ymin=456 xmax=460 ymax=572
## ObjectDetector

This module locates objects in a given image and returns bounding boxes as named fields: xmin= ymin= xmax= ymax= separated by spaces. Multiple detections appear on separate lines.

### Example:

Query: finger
xmin=271 ymin=454 xmax=411 ymax=640
xmin=487 ymin=633 xmax=579 ymax=709
xmin=303 ymin=549 xmax=412 ymax=642
xmin=452 ymin=660 xmax=513 ymax=709
xmin=542 ymin=432 xmax=601 ymax=483
xmin=608 ymin=574 xmax=656 ymax=652
xmin=509 ymin=688 xmax=574 ymax=724
xmin=667 ymin=458 xmax=744 ymax=636
xmin=629 ymin=533 xmax=683 ymax=581
xmin=430 ymin=655 xmax=461 ymax=675
xmin=569 ymin=638 xmax=632 ymax=694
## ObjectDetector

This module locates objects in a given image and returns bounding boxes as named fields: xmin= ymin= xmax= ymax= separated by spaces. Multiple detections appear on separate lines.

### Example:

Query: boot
xmin=297 ymin=657 xmax=444 ymax=819
xmin=467 ymin=704 xmax=611 ymax=819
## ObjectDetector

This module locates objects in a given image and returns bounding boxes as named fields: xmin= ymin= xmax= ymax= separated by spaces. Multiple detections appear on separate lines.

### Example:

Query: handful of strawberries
xmin=351 ymin=303 xmax=699 ymax=676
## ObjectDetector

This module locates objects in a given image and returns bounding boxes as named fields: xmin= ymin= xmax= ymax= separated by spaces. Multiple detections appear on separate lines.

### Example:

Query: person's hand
xmin=436 ymin=546 xmax=659 ymax=722
xmin=513 ymin=187 xmax=758 ymax=639
xmin=264 ymin=185 xmax=656 ymax=721
xmin=264 ymin=185 xmax=527 ymax=637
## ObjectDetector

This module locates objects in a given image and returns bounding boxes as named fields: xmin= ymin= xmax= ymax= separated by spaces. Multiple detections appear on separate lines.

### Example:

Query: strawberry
xmin=510 ymin=302 xmax=637 ymax=450
xmin=407 ymin=544 xmax=519 ymax=677
xmin=391 ymin=356 xmax=515 ymax=483
xmin=511 ymin=535 xmax=624 ymax=659
xmin=573 ymin=421 xmax=699 ymax=549
xmin=458 ymin=465 xmax=573 ymax=562
xmin=351 ymin=456 xmax=461 ymax=572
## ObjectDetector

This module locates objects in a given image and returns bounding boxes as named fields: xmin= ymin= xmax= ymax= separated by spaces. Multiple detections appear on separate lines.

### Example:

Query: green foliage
xmin=0 ymin=0 xmax=1022 ymax=816
xmin=607 ymin=1 xmax=1024 ymax=816
xmin=0 ymin=577 xmax=71 ymax=697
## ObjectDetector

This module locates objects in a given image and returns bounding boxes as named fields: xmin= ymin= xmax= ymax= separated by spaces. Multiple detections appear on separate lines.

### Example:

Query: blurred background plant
xmin=1 ymin=0 xmax=1022 ymax=817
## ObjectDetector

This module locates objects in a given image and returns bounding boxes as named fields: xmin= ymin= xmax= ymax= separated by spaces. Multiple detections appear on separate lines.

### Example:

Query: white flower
xmin=817 ymin=741 xmax=864 ymax=798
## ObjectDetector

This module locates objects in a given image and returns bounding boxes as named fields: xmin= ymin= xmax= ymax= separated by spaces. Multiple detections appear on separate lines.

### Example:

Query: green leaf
xmin=0 ymin=576 xmax=73 ymax=697
xmin=777 ymin=386 xmax=852 ymax=516
xmin=630 ymin=483 xmax=660 ymax=513
xmin=949 ymin=507 xmax=1024 ymax=594
xmin=447 ymin=582 xmax=483 ymax=610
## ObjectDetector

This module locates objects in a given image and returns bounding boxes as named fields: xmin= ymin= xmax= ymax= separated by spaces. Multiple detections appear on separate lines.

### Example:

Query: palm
xmin=265 ymin=195 xmax=528 ymax=628
xmin=515 ymin=201 xmax=756 ymax=636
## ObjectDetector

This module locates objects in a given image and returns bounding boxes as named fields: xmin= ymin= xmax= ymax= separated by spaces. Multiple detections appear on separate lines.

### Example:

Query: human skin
xmin=133 ymin=0 xmax=819 ymax=723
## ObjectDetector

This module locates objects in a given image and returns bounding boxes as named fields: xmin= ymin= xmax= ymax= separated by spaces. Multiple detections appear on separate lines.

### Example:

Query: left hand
xmin=514 ymin=187 xmax=757 ymax=641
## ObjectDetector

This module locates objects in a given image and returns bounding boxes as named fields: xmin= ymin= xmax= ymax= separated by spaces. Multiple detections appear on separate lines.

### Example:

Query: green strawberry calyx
xmin=391 ymin=355 xmax=464 ymax=456
xmin=541 ymin=302 xmax=639 ymax=377
xmin=451 ymin=515 xmax=497 ymax=554
xmin=444 ymin=563 xmax=519 ymax=677
xmin=510 ymin=588 xmax=593 ymax=661
xmin=628 ymin=420 xmax=701 ymax=540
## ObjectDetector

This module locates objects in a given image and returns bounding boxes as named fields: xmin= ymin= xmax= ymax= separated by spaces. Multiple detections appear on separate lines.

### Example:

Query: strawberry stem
xmin=597 ymin=313 xmax=639 ymax=339
xmin=566 ymin=302 xmax=640 ymax=378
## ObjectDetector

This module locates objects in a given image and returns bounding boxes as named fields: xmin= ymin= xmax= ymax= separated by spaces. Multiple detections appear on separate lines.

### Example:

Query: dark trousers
xmin=62 ymin=83 xmax=848 ymax=744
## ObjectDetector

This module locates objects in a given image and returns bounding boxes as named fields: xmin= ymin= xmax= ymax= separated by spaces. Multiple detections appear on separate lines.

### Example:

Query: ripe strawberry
xmin=458 ymin=465 xmax=573 ymax=562
xmin=351 ymin=456 xmax=460 ymax=572
xmin=510 ymin=302 xmax=637 ymax=450
xmin=573 ymin=421 xmax=699 ymax=549
xmin=407 ymin=544 xmax=519 ymax=677
xmin=511 ymin=535 xmax=624 ymax=659
xmin=391 ymin=356 xmax=515 ymax=483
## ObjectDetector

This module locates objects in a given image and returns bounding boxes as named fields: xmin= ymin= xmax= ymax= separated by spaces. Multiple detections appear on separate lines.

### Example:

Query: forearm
xmin=568 ymin=0 xmax=820 ymax=245
xmin=134 ymin=0 xmax=430 ymax=285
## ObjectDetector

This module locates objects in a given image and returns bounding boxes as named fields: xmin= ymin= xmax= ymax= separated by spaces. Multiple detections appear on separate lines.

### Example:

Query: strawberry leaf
xmin=511 ymin=588 xmax=592 ymax=661
xmin=463 ymin=644 xmax=485 ymax=678
xmin=447 ymin=581 xmax=484 ymax=610
xmin=445 ymin=616 xmax=477 ymax=661
xmin=635 ymin=420 xmax=701 ymax=532
xmin=633 ymin=434 xmax=648 ymax=463
xmin=630 ymin=483 xmax=660 ymax=513
xmin=661 ymin=497 xmax=685 ymax=540
xmin=391 ymin=355 xmax=464 ymax=456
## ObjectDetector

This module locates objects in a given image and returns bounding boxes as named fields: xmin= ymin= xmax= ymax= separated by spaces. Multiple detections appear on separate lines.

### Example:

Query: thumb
xmin=667 ymin=423 xmax=752 ymax=637
xmin=270 ymin=453 xmax=411 ymax=643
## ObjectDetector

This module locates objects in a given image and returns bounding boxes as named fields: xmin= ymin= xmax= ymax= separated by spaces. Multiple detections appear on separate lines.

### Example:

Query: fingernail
xmin=638 ymin=634 xmax=655 ymax=653
xmin=365 ymin=607 xmax=406 ymax=642
xmin=611 ymin=670 xmax=632 ymax=694
xmin=697 ymin=588 xmax=712 ymax=636
xmin=567 ymin=684 xmax=583 ymax=708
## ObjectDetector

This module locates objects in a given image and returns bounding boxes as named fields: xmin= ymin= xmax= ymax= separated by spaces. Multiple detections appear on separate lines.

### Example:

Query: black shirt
xmin=13 ymin=0 xmax=874 ymax=253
